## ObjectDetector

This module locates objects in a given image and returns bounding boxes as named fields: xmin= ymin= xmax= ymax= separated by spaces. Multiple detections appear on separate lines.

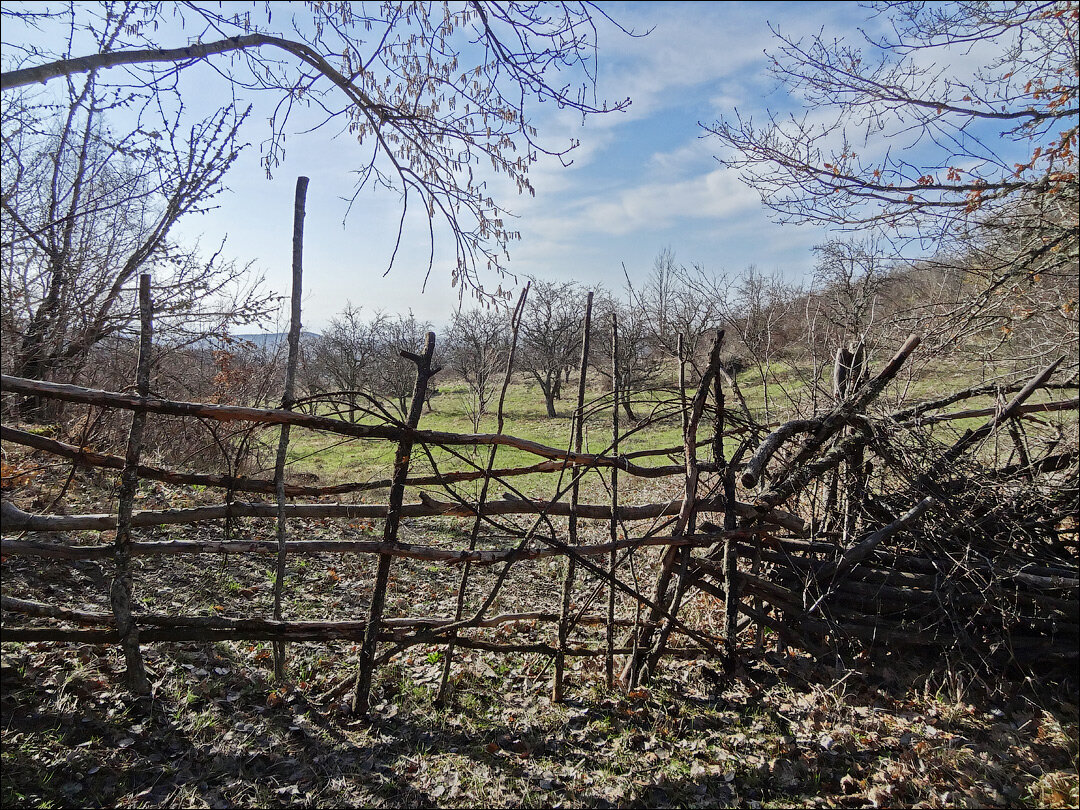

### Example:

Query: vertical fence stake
xmin=646 ymin=331 xmax=726 ymax=677
xmin=624 ymin=330 xmax=724 ymax=686
xmin=353 ymin=332 xmax=439 ymax=716
xmin=554 ymin=291 xmax=593 ymax=702
xmin=272 ymin=176 xmax=308 ymax=681
xmin=717 ymin=336 xmax=739 ymax=669
xmin=606 ymin=312 xmax=619 ymax=690
xmin=679 ymin=335 xmax=689 ymax=468
xmin=436 ymin=285 xmax=529 ymax=706
xmin=111 ymin=273 xmax=152 ymax=695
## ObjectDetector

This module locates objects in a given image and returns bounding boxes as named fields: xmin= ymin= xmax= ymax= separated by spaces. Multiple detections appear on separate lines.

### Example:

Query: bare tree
xmin=704 ymin=0 xmax=1078 ymax=363
xmin=445 ymin=306 xmax=510 ymax=430
xmin=1 ymin=71 xmax=274 ymax=419
xmin=638 ymin=249 xmax=731 ymax=381
xmin=591 ymin=286 xmax=664 ymax=423
xmin=370 ymin=313 xmax=438 ymax=419
xmin=519 ymin=278 xmax=583 ymax=418
xmin=732 ymin=267 xmax=800 ymax=422
xmin=302 ymin=305 xmax=387 ymax=423
xmin=811 ymin=239 xmax=892 ymax=339
xmin=299 ymin=307 xmax=437 ymax=422
xmin=1 ymin=2 xmax=634 ymax=295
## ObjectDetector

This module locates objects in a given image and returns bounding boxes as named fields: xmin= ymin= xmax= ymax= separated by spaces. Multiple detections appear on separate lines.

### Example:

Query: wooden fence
xmin=3 ymin=178 xmax=1077 ymax=713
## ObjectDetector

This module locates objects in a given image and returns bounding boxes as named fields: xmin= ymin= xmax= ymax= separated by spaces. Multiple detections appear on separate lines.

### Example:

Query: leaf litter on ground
xmin=2 ymin=471 xmax=1078 ymax=808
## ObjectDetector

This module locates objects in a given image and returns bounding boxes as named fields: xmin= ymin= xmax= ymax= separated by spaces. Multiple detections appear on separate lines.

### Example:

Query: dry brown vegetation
xmin=2 ymin=466 xmax=1078 ymax=810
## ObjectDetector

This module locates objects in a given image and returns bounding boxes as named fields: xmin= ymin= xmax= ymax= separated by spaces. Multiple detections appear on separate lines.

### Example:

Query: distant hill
xmin=230 ymin=332 xmax=320 ymax=350
xmin=185 ymin=332 xmax=320 ymax=352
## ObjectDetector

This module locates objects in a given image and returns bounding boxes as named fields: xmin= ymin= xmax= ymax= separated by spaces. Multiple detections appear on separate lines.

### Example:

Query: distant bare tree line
xmin=299 ymin=224 xmax=1076 ymax=430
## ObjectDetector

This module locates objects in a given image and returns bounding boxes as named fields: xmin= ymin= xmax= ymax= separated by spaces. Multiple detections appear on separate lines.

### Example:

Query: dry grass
xmin=2 ymin=517 xmax=1077 ymax=809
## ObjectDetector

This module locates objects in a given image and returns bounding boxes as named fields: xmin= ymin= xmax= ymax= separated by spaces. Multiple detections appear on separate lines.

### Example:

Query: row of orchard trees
xmin=295 ymin=263 xmax=736 ymax=427
xmin=304 ymin=217 xmax=1075 ymax=430
xmin=299 ymin=235 xmax=979 ymax=427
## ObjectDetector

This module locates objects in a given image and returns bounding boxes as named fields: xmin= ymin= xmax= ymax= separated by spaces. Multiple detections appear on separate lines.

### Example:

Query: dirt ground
xmin=3 ymin=509 xmax=1078 ymax=809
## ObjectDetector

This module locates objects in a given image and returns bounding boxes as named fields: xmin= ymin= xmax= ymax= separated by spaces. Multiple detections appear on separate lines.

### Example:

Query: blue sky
xmin=158 ymin=2 xmax=894 ymax=330
xmin=196 ymin=1 xmax=894 ymax=330
xmin=5 ymin=2 xmax=916 ymax=329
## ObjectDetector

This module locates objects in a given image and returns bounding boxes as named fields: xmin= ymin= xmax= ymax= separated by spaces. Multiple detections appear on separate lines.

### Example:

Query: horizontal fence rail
xmin=3 ymin=259 xmax=1078 ymax=711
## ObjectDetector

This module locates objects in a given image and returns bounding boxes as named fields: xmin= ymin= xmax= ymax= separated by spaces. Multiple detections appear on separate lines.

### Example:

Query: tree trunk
xmin=620 ymin=390 xmax=638 ymax=423
xmin=536 ymin=372 xmax=558 ymax=417
xmin=544 ymin=394 xmax=557 ymax=418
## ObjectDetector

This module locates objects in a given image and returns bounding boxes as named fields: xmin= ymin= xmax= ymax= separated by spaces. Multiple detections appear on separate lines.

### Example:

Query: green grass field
xmin=275 ymin=357 xmax=1076 ymax=503
xmin=276 ymin=354 xmax=1071 ymax=501
xmin=283 ymin=377 xmax=689 ymax=500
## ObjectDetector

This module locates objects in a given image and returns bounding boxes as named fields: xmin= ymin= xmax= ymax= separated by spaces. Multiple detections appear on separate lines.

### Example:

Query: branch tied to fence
xmin=3 ymin=178 xmax=1078 ymax=710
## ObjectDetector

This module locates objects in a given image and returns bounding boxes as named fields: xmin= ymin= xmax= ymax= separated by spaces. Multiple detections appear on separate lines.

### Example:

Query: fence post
xmin=111 ymin=273 xmax=153 ymax=695
xmin=272 ymin=175 xmax=308 ymax=681
xmin=436 ymin=285 xmax=529 ymax=706
xmin=625 ymin=330 xmax=724 ymax=686
xmin=606 ymin=311 xmax=619 ymax=689
xmin=554 ymin=291 xmax=592 ymax=701
xmin=647 ymin=331 xmax=726 ymax=676
xmin=353 ymin=331 xmax=439 ymax=715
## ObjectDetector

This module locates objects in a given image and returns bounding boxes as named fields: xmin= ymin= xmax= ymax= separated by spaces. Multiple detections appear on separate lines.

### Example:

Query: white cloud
xmin=647 ymin=135 xmax=717 ymax=174
xmin=590 ymin=6 xmax=769 ymax=124
xmin=524 ymin=166 xmax=760 ymax=241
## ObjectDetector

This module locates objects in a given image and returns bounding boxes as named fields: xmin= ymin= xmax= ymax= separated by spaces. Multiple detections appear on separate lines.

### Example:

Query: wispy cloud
xmin=169 ymin=3 xmax=895 ymax=326
xmin=540 ymin=168 xmax=758 ymax=238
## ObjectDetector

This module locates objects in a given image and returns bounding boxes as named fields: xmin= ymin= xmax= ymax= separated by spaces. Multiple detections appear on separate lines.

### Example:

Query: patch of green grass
xmin=286 ymin=357 xmax=1080 ymax=494
xmin=282 ymin=377 xmax=702 ymax=496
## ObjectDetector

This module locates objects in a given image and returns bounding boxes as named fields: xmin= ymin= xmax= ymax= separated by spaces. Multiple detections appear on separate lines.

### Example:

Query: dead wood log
xmin=741 ymin=419 xmax=819 ymax=488
xmin=768 ymin=334 xmax=921 ymax=484
xmin=750 ymin=433 xmax=867 ymax=516
xmin=814 ymin=496 xmax=936 ymax=583
xmin=713 ymin=353 xmax=742 ymax=667
xmin=922 ymin=356 xmax=1066 ymax=488
xmin=891 ymin=380 xmax=1078 ymax=423
xmin=728 ymin=570 xmax=947 ymax=647
xmin=726 ymin=538 xmax=1078 ymax=620
xmin=689 ymin=571 xmax=828 ymax=658
xmin=1 ymin=494 xmax=806 ymax=533
xmin=0 ymin=596 xmax=644 ymax=632
xmin=9 ymin=618 xmax=1070 ymax=661
xmin=737 ymin=547 xmax=1078 ymax=607
xmin=899 ymin=397 xmax=1079 ymax=426
xmin=736 ymin=336 xmax=922 ymax=516
xmin=0 ymin=527 xmax=766 ymax=564
xmin=849 ymin=551 xmax=1078 ymax=591
xmin=993 ymin=450 xmax=1078 ymax=480
xmin=606 ymin=312 xmax=620 ymax=688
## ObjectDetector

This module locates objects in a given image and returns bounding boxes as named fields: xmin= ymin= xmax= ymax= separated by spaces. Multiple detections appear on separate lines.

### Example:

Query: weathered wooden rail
xmin=3 ymin=179 xmax=1077 ymax=710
